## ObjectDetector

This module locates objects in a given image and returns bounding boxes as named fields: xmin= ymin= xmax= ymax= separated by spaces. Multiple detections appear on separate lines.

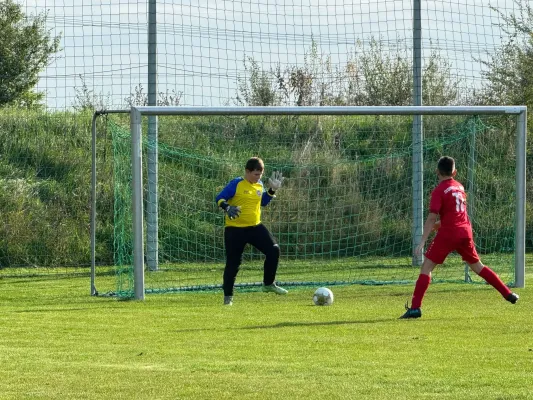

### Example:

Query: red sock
xmin=478 ymin=266 xmax=512 ymax=298
xmin=411 ymin=273 xmax=431 ymax=309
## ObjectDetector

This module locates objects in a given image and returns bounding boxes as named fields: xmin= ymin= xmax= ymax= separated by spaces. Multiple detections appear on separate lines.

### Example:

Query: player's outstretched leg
xmin=474 ymin=264 xmax=519 ymax=304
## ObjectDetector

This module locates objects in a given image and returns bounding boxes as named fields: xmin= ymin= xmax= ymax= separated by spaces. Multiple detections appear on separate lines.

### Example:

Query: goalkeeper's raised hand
xmin=220 ymin=202 xmax=241 ymax=220
xmin=267 ymin=171 xmax=284 ymax=191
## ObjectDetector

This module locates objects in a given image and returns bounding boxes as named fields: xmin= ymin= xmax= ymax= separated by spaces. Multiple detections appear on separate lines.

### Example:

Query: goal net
xmin=105 ymin=106 xmax=526 ymax=299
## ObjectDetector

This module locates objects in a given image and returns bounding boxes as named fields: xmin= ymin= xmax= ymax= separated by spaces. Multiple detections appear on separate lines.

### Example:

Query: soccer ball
xmin=313 ymin=287 xmax=334 ymax=306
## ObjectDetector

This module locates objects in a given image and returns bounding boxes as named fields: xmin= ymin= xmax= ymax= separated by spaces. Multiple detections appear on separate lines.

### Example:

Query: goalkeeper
xmin=400 ymin=156 xmax=519 ymax=319
xmin=215 ymin=157 xmax=288 ymax=306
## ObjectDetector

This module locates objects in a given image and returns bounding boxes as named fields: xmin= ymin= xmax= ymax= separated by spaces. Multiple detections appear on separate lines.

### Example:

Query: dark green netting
xmin=109 ymin=114 xmax=516 ymax=298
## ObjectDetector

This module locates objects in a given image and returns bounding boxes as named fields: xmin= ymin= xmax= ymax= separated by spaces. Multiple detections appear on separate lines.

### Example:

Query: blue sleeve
xmin=260 ymin=180 xmax=275 ymax=207
xmin=216 ymin=178 xmax=240 ymax=206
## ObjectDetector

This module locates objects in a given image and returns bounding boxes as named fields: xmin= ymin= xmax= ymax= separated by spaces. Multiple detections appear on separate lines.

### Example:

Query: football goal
xmin=96 ymin=106 xmax=526 ymax=299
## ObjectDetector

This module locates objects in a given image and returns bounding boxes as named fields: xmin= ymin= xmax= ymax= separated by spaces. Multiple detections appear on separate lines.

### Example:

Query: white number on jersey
xmin=452 ymin=192 xmax=466 ymax=212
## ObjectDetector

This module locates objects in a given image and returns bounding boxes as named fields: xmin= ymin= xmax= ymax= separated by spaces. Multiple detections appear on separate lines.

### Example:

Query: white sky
xmin=19 ymin=0 xmax=523 ymax=109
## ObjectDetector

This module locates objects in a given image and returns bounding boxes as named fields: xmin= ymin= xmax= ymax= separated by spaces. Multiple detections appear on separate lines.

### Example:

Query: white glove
xmin=267 ymin=171 xmax=284 ymax=191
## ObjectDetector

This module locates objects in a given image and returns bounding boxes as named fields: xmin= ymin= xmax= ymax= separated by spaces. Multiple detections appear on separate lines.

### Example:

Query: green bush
xmin=0 ymin=110 xmax=531 ymax=269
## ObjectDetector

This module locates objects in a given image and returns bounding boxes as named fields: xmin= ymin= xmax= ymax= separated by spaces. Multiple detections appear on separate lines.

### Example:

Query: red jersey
xmin=429 ymin=178 xmax=472 ymax=239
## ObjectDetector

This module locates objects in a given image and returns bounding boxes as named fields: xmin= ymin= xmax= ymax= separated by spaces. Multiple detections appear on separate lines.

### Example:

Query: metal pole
xmin=514 ymin=110 xmax=527 ymax=288
xmin=90 ymin=110 xmax=130 ymax=297
xmin=131 ymin=108 xmax=145 ymax=300
xmin=465 ymin=118 xmax=477 ymax=283
xmin=90 ymin=112 xmax=98 ymax=296
xmin=147 ymin=0 xmax=159 ymax=271
xmin=133 ymin=105 xmax=526 ymax=116
xmin=412 ymin=0 xmax=424 ymax=265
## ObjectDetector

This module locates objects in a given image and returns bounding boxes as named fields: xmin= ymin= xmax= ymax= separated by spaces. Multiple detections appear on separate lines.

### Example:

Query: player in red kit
xmin=400 ymin=156 xmax=519 ymax=319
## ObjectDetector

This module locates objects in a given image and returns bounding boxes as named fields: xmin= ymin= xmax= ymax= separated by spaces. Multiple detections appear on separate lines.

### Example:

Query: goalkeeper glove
xmin=267 ymin=171 xmax=284 ymax=191
xmin=220 ymin=201 xmax=241 ymax=220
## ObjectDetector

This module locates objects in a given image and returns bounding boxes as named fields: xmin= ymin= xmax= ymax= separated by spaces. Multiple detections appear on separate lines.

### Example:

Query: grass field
xmin=0 ymin=274 xmax=531 ymax=400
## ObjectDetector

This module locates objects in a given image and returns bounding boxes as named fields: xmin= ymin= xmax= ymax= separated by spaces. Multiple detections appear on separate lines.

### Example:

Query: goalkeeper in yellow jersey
xmin=215 ymin=157 xmax=287 ymax=305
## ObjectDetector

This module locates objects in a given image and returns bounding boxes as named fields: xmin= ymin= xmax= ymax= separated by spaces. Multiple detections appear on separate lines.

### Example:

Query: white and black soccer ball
xmin=313 ymin=287 xmax=334 ymax=306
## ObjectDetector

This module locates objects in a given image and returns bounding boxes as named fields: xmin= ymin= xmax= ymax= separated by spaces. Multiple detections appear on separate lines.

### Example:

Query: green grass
xmin=108 ymin=254 xmax=516 ymax=298
xmin=0 ymin=275 xmax=531 ymax=399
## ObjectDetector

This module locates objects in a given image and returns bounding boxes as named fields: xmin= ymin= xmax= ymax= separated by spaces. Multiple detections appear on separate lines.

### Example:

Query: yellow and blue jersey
xmin=216 ymin=177 xmax=275 ymax=227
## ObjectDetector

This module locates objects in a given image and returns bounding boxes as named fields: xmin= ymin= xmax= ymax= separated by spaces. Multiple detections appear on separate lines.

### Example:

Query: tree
xmin=123 ymin=84 xmax=183 ymax=107
xmin=72 ymin=75 xmax=110 ymax=111
xmin=336 ymin=38 xmax=458 ymax=106
xmin=478 ymin=0 xmax=533 ymax=251
xmin=234 ymin=38 xmax=459 ymax=107
xmin=479 ymin=0 xmax=533 ymax=106
xmin=0 ymin=0 xmax=61 ymax=108
xmin=235 ymin=58 xmax=279 ymax=106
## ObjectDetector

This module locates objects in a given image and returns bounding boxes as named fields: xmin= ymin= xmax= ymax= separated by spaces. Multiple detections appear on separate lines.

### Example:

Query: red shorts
xmin=425 ymin=232 xmax=480 ymax=265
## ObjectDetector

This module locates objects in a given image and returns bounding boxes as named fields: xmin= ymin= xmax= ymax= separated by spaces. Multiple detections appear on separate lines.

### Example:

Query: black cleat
xmin=399 ymin=301 xmax=422 ymax=319
xmin=505 ymin=292 xmax=519 ymax=304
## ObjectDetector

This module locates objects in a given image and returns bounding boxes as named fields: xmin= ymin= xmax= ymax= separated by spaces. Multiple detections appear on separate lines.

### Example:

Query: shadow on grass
xmin=241 ymin=318 xmax=394 ymax=329
xmin=6 ymin=303 xmax=129 ymax=313
xmin=9 ymin=307 xmax=104 ymax=313
xmin=172 ymin=317 xmax=395 ymax=333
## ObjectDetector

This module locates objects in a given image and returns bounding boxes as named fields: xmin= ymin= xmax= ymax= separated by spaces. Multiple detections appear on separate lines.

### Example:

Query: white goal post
xmin=128 ymin=106 xmax=526 ymax=300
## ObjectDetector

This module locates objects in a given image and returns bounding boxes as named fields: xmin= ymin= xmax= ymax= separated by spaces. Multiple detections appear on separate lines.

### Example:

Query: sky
xmin=18 ymin=0 xmax=525 ymax=110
